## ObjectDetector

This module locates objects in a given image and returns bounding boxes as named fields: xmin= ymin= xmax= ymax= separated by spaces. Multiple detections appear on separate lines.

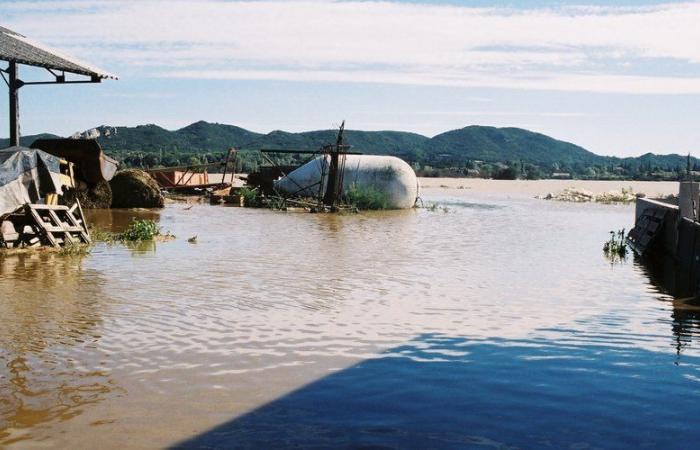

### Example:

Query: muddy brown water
xmin=1 ymin=181 xmax=699 ymax=449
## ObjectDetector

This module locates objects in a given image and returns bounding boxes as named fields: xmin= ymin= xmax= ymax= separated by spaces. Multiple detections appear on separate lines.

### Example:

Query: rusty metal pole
xmin=323 ymin=147 xmax=339 ymax=208
xmin=323 ymin=121 xmax=345 ymax=208
xmin=8 ymin=61 xmax=20 ymax=147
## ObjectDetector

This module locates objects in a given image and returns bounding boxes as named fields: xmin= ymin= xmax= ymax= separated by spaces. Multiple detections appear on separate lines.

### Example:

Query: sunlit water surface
xmin=1 ymin=186 xmax=699 ymax=449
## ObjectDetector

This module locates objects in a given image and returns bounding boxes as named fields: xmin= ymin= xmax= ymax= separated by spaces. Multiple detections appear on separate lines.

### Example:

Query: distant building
xmin=466 ymin=169 xmax=480 ymax=177
xmin=551 ymin=172 xmax=571 ymax=179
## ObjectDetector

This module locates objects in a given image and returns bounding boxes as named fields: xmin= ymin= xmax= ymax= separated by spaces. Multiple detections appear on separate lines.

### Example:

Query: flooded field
xmin=1 ymin=180 xmax=699 ymax=449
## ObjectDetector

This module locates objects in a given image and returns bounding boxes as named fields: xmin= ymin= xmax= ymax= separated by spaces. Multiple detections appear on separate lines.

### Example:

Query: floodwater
xmin=1 ymin=180 xmax=699 ymax=449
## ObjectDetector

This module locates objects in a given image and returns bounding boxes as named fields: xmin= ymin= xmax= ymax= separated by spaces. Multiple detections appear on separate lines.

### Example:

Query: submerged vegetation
xmin=425 ymin=203 xmax=451 ymax=213
xmin=603 ymin=229 xmax=628 ymax=262
xmin=58 ymin=241 xmax=91 ymax=257
xmin=88 ymin=219 xmax=173 ymax=246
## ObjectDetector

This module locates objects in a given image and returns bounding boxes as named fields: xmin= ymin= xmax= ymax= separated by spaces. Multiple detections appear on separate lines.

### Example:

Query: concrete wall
xmin=635 ymin=196 xmax=700 ymax=297
xmin=675 ymin=218 xmax=700 ymax=297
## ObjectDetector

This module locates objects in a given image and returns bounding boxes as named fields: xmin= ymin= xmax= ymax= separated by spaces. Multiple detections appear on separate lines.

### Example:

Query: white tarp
xmin=275 ymin=155 xmax=419 ymax=209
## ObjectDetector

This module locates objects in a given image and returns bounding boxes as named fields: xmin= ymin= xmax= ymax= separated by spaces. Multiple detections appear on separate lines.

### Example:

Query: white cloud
xmin=3 ymin=0 xmax=700 ymax=94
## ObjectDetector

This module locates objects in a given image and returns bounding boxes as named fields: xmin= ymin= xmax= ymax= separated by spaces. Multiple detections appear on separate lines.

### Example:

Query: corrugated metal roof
xmin=0 ymin=26 xmax=117 ymax=79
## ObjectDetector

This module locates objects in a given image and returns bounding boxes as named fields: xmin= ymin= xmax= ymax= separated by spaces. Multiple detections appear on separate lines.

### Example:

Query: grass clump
xmin=89 ymin=225 xmax=117 ymax=244
xmin=119 ymin=219 xmax=161 ymax=242
xmin=343 ymin=184 xmax=389 ymax=210
xmin=58 ymin=241 xmax=91 ymax=256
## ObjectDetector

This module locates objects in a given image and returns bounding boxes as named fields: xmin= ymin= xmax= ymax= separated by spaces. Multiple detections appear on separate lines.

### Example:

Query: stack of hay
xmin=110 ymin=169 xmax=164 ymax=208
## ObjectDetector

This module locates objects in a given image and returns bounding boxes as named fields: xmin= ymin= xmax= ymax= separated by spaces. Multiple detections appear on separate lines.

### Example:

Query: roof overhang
xmin=0 ymin=25 xmax=117 ymax=80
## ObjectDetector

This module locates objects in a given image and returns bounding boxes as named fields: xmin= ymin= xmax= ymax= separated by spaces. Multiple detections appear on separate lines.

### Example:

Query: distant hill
xmin=426 ymin=126 xmax=606 ymax=166
xmin=0 ymin=133 xmax=61 ymax=148
xmin=1 ymin=121 xmax=696 ymax=179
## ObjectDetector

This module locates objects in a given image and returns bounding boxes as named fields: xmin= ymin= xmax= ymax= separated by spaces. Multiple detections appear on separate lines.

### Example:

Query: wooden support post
xmin=8 ymin=61 xmax=20 ymax=147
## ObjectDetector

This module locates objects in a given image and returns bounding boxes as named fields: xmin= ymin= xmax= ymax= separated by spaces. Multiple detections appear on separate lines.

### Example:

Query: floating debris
xmin=541 ymin=187 xmax=639 ymax=204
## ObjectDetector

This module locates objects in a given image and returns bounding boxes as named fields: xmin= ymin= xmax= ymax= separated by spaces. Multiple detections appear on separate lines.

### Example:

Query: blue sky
xmin=2 ymin=0 xmax=700 ymax=157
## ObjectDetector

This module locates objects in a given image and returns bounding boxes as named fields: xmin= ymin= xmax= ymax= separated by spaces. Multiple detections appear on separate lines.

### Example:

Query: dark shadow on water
xmin=173 ymin=334 xmax=700 ymax=449
xmin=635 ymin=254 xmax=700 ymax=357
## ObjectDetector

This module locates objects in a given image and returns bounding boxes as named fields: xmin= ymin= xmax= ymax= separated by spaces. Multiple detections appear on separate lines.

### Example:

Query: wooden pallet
xmin=24 ymin=203 xmax=91 ymax=247
xmin=627 ymin=208 xmax=667 ymax=255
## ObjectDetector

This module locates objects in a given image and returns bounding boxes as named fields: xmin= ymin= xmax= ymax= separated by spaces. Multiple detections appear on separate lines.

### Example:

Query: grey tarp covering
xmin=0 ymin=146 xmax=63 ymax=217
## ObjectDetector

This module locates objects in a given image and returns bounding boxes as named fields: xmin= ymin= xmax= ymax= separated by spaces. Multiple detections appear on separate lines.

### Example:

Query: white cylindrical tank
xmin=274 ymin=155 xmax=419 ymax=209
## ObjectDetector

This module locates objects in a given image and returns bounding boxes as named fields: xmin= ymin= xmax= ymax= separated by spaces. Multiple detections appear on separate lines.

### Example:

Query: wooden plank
xmin=65 ymin=201 xmax=91 ymax=243
xmin=26 ymin=205 xmax=60 ymax=247
xmin=30 ymin=204 xmax=69 ymax=211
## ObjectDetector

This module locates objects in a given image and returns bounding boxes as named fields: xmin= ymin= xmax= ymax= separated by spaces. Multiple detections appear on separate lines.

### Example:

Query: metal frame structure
xmin=146 ymin=148 xmax=238 ymax=192
xmin=259 ymin=121 xmax=359 ymax=210
xmin=0 ymin=26 xmax=116 ymax=147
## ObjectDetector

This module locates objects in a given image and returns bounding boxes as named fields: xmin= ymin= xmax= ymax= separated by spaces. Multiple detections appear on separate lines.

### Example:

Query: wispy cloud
xmin=4 ymin=0 xmax=700 ymax=94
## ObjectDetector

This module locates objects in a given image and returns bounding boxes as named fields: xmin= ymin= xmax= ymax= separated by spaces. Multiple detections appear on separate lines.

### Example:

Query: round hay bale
xmin=63 ymin=181 xmax=113 ymax=209
xmin=110 ymin=169 xmax=164 ymax=208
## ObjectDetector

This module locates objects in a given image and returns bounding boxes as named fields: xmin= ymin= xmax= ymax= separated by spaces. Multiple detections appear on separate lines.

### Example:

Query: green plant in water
xmin=119 ymin=219 xmax=161 ymax=241
xmin=603 ymin=228 xmax=628 ymax=262
xmin=343 ymin=183 xmax=389 ymax=210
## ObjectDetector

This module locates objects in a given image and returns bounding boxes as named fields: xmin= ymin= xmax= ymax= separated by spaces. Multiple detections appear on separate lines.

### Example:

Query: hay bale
xmin=110 ymin=169 xmax=164 ymax=208
xmin=63 ymin=181 xmax=112 ymax=209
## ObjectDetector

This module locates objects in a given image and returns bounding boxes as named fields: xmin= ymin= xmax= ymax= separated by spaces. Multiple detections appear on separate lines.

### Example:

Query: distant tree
xmin=493 ymin=167 xmax=518 ymax=180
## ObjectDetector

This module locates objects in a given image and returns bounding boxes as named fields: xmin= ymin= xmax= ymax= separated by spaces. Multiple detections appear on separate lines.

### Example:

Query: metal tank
xmin=274 ymin=154 xmax=419 ymax=209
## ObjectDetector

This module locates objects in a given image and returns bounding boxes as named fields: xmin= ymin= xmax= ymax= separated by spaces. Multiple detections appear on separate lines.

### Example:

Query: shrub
xmin=238 ymin=187 xmax=261 ymax=207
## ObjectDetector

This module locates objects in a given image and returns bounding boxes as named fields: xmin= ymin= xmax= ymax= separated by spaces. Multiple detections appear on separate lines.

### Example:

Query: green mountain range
xmin=2 ymin=121 xmax=696 ymax=180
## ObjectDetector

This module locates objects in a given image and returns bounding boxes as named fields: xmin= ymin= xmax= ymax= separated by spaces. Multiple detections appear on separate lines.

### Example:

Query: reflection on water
xmin=2 ymin=188 xmax=700 ymax=448
xmin=635 ymin=254 xmax=700 ymax=359
xmin=0 ymin=253 xmax=121 ymax=445
xmin=85 ymin=208 xmax=162 ymax=233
